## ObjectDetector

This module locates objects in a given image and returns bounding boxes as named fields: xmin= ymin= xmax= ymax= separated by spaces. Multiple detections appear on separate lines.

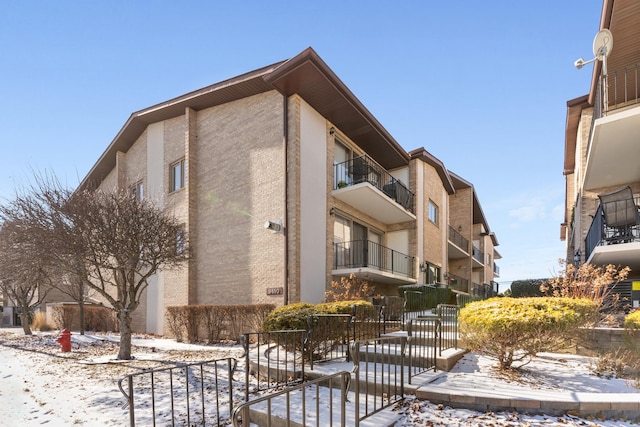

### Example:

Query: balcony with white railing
xmin=584 ymin=63 xmax=640 ymax=190
xmin=333 ymin=155 xmax=416 ymax=225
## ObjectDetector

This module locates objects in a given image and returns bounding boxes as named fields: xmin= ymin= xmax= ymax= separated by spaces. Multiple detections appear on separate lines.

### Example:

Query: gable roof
xmin=408 ymin=147 xmax=455 ymax=195
xmin=80 ymin=47 xmax=409 ymax=190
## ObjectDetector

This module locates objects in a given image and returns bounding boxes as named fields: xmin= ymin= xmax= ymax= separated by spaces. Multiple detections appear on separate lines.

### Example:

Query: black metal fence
xmin=240 ymin=330 xmax=307 ymax=400
xmin=231 ymin=371 xmax=351 ymax=427
xmin=406 ymin=318 xmax=438 ymax=384
xmin=436 ymin=304 xmax=459 ymax=355
xmin=351 ymin=304 xmax=384 ymax=341
xmin=350 ymin=335 xmax=406 ymax=425
xmin=307 ymin=314 xmax=352 ymax=369
xmin=118 ymin=357 xmax=238 ymax=427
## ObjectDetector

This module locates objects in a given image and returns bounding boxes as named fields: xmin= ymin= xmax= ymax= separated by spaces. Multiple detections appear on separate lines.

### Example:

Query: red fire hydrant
xmin=56 ymin=329 xmax=72 ymax=352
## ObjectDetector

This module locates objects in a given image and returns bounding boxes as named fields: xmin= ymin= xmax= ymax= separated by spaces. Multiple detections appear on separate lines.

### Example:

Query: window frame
xmin=130 ymin=180 xmax=144 ymax=201
xmin=170 ymin=159 xmax=186 ymax=193
xmin=428 ymin=200 xmax=439 ymax=225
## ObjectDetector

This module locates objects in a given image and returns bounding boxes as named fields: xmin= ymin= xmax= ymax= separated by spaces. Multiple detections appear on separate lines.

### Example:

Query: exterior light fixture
xmin=264 ymin=220 xmax=283 ymax=233
xmin=573 ymin=249 xmax=582 ymax=265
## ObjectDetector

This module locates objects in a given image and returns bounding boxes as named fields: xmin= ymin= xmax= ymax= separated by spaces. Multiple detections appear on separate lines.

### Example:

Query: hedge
xmin=165 ymin=304 xmax=275 ymax=343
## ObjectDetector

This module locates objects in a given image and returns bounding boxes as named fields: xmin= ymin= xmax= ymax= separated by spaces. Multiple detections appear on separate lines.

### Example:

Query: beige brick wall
xmin=448 ymin=187 xmax=473 ymax=290
xmin=193 ymin=90 xmax=286 ymax=306
xmin=421 ymin=163 xmax=446 ymax=270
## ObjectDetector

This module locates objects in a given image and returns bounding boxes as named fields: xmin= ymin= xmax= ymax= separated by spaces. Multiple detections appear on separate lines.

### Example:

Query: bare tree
xmin=0 ymin=221 xmax=51 ymax=335
xmin=62 ymin=189 xmax=188 ymax=359
xmin=0 ymin=178 xmax=187 ymax=358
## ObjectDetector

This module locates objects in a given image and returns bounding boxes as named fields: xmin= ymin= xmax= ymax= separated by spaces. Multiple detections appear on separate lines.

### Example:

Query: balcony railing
xmin=493 ymin=262 xmax=500 ymax=275
xmin=448 ymin=273 xmax=468 ymax=292
xmin=597 ymin=63 xmax=640 ymax=119
xmin=585 ymin=196 xmax=640 ymax=261
xmin=334 ymin=239 xmax=415 ymax=279
xmin=448 ymin=225 xmax=469 ymax=253
xmin=334 ymin=154 xmax=414 ymax=213
xmin=472 ymin=246 xmax=484 ymax=264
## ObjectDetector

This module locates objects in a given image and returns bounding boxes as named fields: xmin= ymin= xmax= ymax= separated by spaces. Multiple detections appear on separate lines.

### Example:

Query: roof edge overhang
xmin=563 ymin=94 xmax=590 ymax=175
xmin=408 ymin=147 xmax=455 ymax=194
xmin=265 ymin=47 xmax=410 ymax=170
xmin=78 ymin=61 xmax=287 ymax=191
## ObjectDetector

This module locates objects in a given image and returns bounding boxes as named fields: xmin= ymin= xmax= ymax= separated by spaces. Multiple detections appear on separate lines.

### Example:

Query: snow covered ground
xmin=0 ymin=327 xmax=637 ymax=426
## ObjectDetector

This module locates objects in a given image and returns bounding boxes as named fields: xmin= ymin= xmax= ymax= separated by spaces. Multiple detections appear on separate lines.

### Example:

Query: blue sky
xmin=0 ymin=1 xmax=602 ymax=286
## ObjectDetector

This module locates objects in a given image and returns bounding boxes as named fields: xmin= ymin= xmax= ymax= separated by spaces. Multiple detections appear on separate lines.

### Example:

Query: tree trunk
xmin=20 ymin=310 xmax=32 ymax=335
xmin=117 ymin=310 xmax=133 ymax=360
xmin=78 ymin=301 xmax=85 ymax=335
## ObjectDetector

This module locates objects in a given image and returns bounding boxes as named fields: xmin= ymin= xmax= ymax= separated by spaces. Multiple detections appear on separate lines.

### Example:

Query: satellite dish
xmin=593 ymin=29 xmax=613 ymax=60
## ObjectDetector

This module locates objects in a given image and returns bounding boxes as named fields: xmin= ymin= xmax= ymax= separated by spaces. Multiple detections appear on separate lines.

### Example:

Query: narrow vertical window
xmin=130 ymin=180 xmax=144 ymax=201
xmin=175 ymin=226 xmax=187 ymax=255
xmin=170 ymin=159 xmax=186 ymax=192
xmin=428 ymin=200 xmax=439 ymax=225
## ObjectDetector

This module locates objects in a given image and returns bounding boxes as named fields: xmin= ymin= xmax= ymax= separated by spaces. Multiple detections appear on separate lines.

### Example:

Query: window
xmin=170 ymin=159 xmax=186 ymax=192
xmin=428 ymin=200 xmax=439 ymax=225
xmin=175 ymin=227 xmax=187 ymax=255
xmin=423 ymin=261 xmax=441 ymax=284
xmin=130 ymin=181 xmax=143 ymax=201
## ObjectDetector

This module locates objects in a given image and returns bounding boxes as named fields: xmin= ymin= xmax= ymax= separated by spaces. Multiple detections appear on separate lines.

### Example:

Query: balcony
xmin=585 ymin=196 xmax=640 ymax=272
xmin=584 ymin=63 xmax=640 ymax=190
xmin=472 ymin=246 xmax=484 ymax=269
xmin=333 ymin=155 xmax=416 ymax=225
xmin=333 ymin=240 xmax=417 ymax=285
xmin=448 ymin=273 xmax=469 ymax=293
xmin=448 ymin=226 xmax=470 ymax=259
xmin=493 ymin=262 xmax=500 ymax=277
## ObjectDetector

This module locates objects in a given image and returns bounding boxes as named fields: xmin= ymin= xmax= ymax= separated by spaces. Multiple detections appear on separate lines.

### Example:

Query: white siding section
xmin=146 ymin=122 xmax=165 ymax=334
xmin=299 ymin=100 xmax=327 ymax=303
xmin=387 ymin=230 xmax=409 ymax=255
xmin=389 ymin=166 xmax=409 ymax=187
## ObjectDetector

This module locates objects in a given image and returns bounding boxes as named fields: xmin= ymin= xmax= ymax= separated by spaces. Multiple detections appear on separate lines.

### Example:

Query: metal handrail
xmin=118 ymin=357 xmax=237 ymax=427
xmin=350 ymin=336 xmax=406 ymax=425
xmin=231 ymin=371 xmax=351 ymax=427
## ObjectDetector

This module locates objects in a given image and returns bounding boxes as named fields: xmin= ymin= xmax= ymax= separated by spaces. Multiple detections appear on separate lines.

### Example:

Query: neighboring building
xmin=562 ymin=0 xmax=640 ymax=305
xmin=78 ymin=47 xmax=500 ymax=334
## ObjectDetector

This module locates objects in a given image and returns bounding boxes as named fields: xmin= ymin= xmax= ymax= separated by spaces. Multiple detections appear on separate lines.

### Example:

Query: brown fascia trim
xmin=78 ymin=61 xmax=286 ymax=191
xmin=563 ymin=95 xmax=590 ymax=176
xmin=408 ymin=147 xmax=455 ymax=194
xmin=449 ymin=168 xmax=493 ymax=241
xmin=265 ymin=47 xmax=410 ymax=166
xmin=588 ymin=0 xmax=614 ymax=105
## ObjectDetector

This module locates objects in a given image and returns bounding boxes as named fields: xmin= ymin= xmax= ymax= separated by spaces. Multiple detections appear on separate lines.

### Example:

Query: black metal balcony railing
xmin=472 ymin=246 xmax=484 ymax=264
xmin=493 ymin=262 xmax=500 ymax=275
xmin=585 ymin=197 xmax=640 ymax=261
xmin=334 ymin=154 xmax=414 ymax=213
xmin=448 ymin=273 xmax=468 ymax=293
xmin=448 ymin=226 xmax=469 ymax=253
xmin=334 ymin=239 xmax=416 ymax=279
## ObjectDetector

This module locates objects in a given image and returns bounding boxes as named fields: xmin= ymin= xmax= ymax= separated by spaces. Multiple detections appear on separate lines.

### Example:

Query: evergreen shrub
xmin=625 ymin=310 xmax=640 ymax=330
xmin=460 ymin=297 xmax=597 ymax=370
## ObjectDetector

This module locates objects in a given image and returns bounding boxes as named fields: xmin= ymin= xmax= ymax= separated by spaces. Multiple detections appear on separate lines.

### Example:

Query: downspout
xmin=282 ymin=94 xmax=289 ymax=305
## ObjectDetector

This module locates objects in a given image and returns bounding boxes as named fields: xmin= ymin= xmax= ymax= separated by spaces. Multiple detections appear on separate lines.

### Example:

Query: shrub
xmin=262 ymin=303 xmax=317 ymax=332
xmin=541 ymin=262 xmax=630 ymax=316
xmin=30 ymin=311 xmax=54 ymax=332
xmin=460 ymin=297 xmax=597 ymax=371
xmin=510 ymin=279 xmax=546 ymax=297
xmin=166 ymin=304 xmax=276 ymax=343
xmin=398 ymin=284 xmax=451 ymax=311
xmin=325 ymin=273 xmax=375 ymax=302
xmin=625 ymin=310 xmax=640 ymax=330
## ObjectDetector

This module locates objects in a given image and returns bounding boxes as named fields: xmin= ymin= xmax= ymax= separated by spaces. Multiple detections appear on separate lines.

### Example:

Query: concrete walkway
xmin=402 ymin=370 xmax=640 ymax=421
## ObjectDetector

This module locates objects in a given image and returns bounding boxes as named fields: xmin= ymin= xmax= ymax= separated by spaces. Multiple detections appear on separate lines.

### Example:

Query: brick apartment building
xmin=74 ymin=47 xmax=500 ymax=334
xmin=562 ymin=0 xmax=640 ymax=307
